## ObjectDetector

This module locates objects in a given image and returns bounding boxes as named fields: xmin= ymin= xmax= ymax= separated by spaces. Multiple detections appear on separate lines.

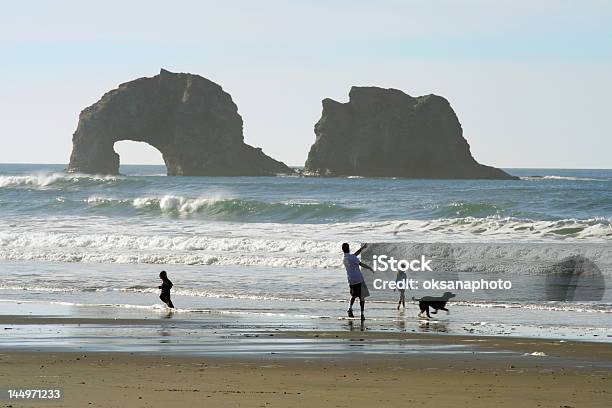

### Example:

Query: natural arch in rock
xmin=68 ymin=69 xmax=293 ymax=176
xmin=113 ymin=140 xmax=165 ymax=166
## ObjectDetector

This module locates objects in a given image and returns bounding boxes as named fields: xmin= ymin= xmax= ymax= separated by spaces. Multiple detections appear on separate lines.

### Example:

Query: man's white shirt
xmin=343 ymin=253 xmax=364 ymax=285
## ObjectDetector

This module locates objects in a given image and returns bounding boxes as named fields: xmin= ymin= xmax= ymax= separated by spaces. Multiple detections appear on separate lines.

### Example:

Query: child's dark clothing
xmin=159 ymin=278 xmax=174 ymax=308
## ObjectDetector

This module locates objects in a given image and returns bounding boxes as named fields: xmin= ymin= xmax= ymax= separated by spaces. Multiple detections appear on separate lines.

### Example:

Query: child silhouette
xmin=158 ymin=271 xmax=174 ymax=308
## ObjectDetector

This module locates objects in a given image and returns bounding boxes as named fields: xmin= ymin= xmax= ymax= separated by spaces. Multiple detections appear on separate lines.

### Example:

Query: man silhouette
xmin=342 ymin=243 xmax=373 ymax=320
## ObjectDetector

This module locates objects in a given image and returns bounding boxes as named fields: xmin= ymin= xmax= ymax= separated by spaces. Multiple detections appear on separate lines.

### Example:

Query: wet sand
xmin=0 ymin=346 xmax=609 ymax=408
xmin=0 ymin=329 xmax=611 ymax=408
xmin=0 ymin=311 xmax=610 ymax=407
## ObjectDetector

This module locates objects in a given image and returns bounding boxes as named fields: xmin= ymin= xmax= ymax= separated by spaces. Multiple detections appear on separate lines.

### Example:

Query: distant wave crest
xmin=86 ymin=195 xmax=361 ymax=222
xmin=0 ymin=172 xmax=124 ymax=188
xmin=520 ymin=175 xmax=607 ymax=182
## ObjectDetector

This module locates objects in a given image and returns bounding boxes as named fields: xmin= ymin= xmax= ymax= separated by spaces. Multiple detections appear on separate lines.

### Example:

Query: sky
xmin=0 ymin=0 xmax=611 ymax=168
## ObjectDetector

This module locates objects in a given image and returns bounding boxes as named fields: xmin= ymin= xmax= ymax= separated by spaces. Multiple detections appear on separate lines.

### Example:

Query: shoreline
xmin=1 ymin=314 xmax=611 ymax=365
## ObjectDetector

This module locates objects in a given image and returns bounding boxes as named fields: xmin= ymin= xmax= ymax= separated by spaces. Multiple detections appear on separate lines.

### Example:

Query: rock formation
xmin=304 ymin=87 xmax=517 ymax=180
xmin=68 ymin=69 xmax=293 ymax=176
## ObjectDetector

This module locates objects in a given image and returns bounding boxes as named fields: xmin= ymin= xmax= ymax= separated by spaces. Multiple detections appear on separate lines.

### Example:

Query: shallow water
xmin=0 ymin=261 xmax=609 ymax=345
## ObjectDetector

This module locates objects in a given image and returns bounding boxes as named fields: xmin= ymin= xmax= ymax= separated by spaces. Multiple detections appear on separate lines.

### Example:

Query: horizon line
xmin=1 ymin=162 xmax=611 ymax=171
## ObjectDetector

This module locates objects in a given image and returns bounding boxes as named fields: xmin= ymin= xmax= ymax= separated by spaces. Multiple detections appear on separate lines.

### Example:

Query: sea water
xmin=0 ymin=164 xmax=610 ymax=342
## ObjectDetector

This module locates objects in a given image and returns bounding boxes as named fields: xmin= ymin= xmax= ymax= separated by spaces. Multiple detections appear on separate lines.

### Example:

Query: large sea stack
xmin=305 ymin=86 xmax=517 ymax=179
xmin=68 ymin=69 xmax=293 ymax=176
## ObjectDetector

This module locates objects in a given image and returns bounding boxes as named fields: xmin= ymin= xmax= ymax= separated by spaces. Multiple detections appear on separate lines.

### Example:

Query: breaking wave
xmin=0 ymin=216 xmax=610 ymax=268
xmin=520 ymin=175 xmax=608 ymax=182
xmin=0 ymin=172 xmax=124 ymax=188
xmin=129 ymin=196 xmax=360 ymax=221
xmin=391 ymin=216 xmax=612 ymax=239
xmin=68 ymin=195 xmax=361 ymax=222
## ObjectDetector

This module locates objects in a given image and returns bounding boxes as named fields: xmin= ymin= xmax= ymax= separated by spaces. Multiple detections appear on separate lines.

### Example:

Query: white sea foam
xmin=0 ymin=285 xmax=79 ymax=292
xmin=133 ymin=195 xmax=222 ymax=213
xmin=0 ymin=215 xmax=610 ymax=268
xmin=520 ymin=175 xmax=606 ymax=181
xmin=0 ymin=173 xmax=67 ymax=187
xmin=0 ymin=230 xmax=338 ymax=254
xmin=452 ymin=301 xmax=612 ymax=314
xmin=75 ymin=196 xmax=612 ymax=238
xmin=390 ymin=216 xmax=612 ymax=239
xmin=0 ymin=298 xmax=332 ymax=318
xmin=0 ymin=249 xmax=338 ymax=268
xmin=0 ymin=172 xmax=122 ymax=188
xmin=0 ymin=286 xmax=608 ymax=314
xmin=523 ymin=351 xmax=548 ymax=356
xmin=74 ymin=194 xmax=350 ymax=219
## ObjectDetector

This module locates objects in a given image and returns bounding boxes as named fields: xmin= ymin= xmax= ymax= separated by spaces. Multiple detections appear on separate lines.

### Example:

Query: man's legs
xmin=359 ymin=296 xmax=365 ymax=320
xmin=348 ymin=295 xmax=356 ymax=317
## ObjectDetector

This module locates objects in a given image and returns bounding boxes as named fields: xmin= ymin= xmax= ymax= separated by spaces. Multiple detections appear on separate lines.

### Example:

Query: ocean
xmin=0 ymin=163 xmax=610 ymax=345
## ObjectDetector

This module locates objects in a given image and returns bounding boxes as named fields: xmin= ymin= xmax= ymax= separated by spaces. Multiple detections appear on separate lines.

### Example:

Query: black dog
xmin=413 ymin=292 xmax=456 ymax=318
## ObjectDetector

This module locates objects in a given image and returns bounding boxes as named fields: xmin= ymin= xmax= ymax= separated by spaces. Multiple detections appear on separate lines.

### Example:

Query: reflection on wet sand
xmin=418 ymin=320 xmax=449 ymax=333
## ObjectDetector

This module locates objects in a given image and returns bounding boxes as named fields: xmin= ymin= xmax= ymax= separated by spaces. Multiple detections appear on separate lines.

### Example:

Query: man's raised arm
xmin=354 ymin=243 xmax=367 ymax=256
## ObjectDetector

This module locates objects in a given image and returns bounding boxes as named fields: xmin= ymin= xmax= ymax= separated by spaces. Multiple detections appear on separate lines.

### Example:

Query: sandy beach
xmin=0 ymin=341 xmax=609 ymax=408
xmin=1 ymin=327 xmax=610 ymax=408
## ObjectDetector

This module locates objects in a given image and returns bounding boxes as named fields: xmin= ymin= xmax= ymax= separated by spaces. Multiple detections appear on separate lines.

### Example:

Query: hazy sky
xmin=1 ymin=0 xmax=610 ymax=168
